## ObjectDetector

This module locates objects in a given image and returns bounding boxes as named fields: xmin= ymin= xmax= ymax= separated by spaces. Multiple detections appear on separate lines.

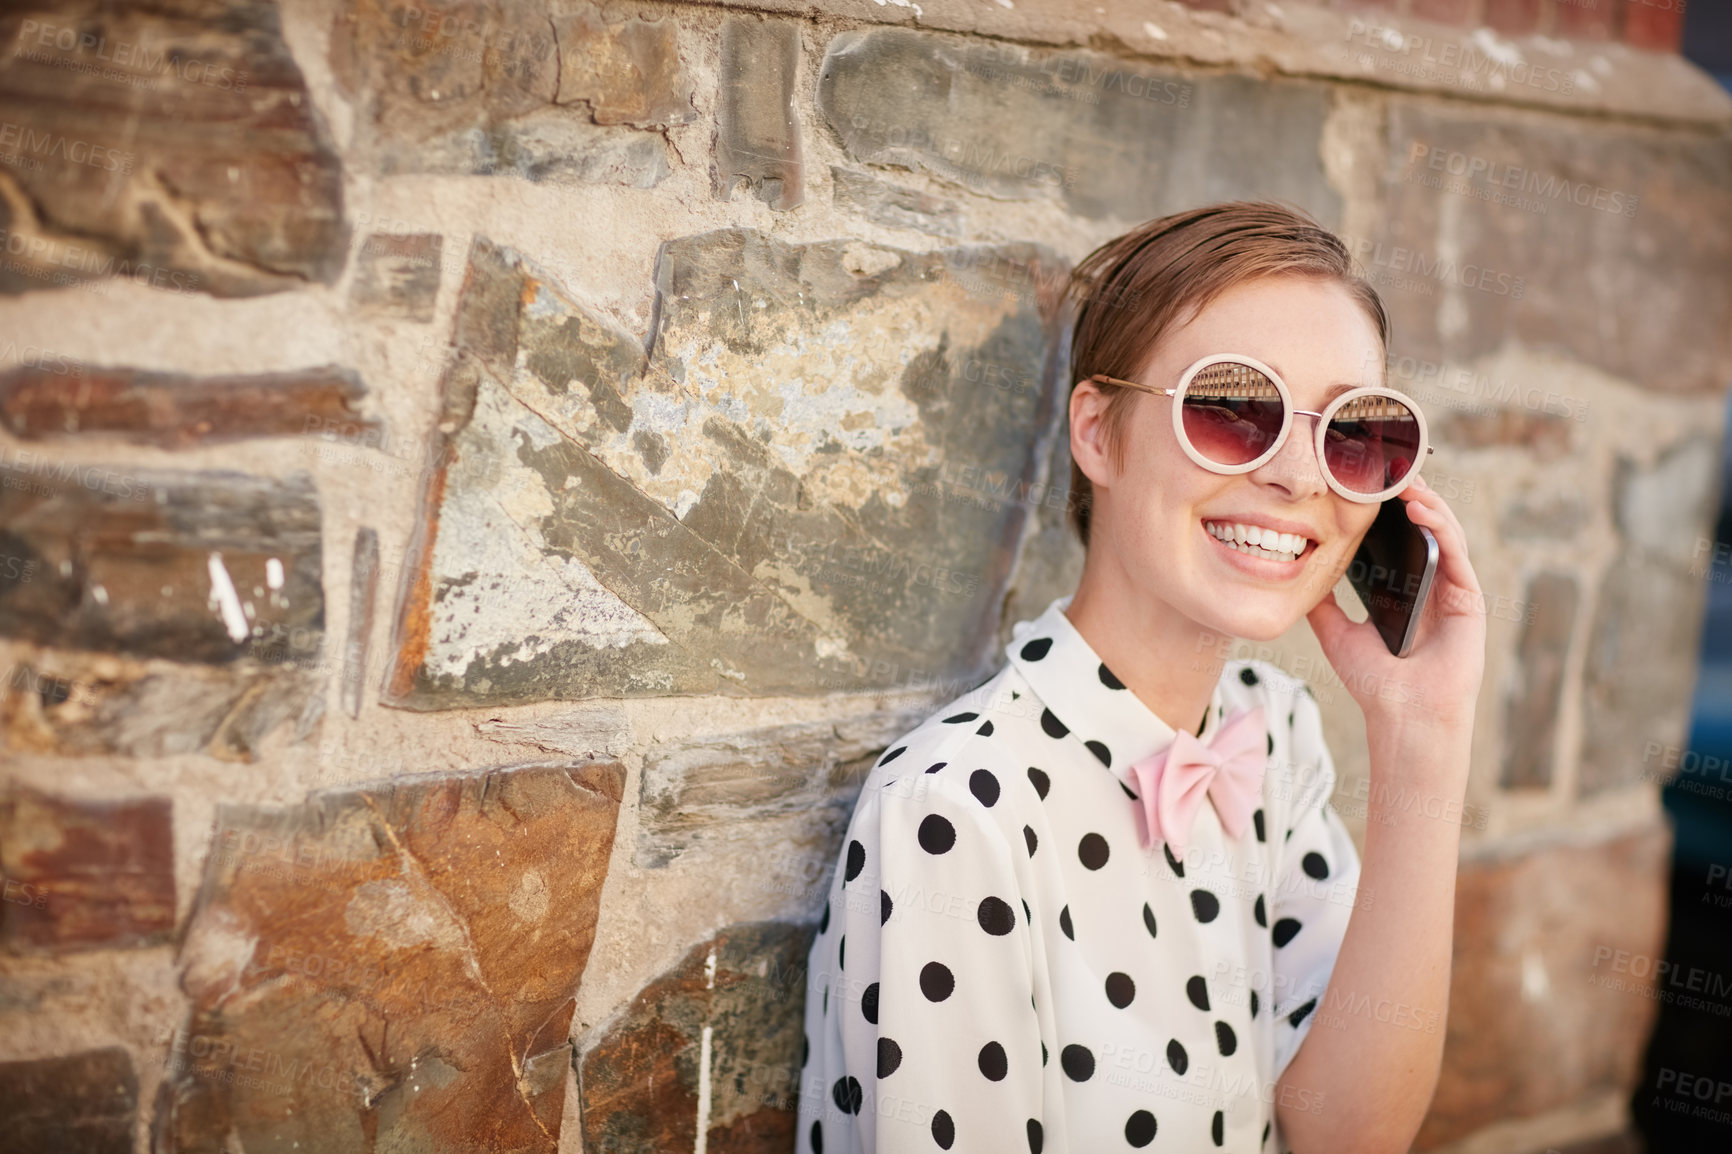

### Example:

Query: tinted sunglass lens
xmin=1324 ymin=394 xmax=1422 ymax=494
xmin=1180 ymin=363 xmax=1285 ymax=467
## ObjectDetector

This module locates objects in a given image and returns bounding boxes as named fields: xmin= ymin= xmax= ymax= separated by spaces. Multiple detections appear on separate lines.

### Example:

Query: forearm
xmin=1275 ymin=721 xmax=1471 ymax=1153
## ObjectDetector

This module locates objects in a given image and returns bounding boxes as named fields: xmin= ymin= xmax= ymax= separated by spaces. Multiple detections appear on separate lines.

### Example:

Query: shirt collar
xmin=1005 ymin=595 xmax=1228 ymax=793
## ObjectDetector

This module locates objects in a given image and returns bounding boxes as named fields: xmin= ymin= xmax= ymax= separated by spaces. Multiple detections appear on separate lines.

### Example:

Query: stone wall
xmin=0 ymin=1 xmax=1727 ymax=1152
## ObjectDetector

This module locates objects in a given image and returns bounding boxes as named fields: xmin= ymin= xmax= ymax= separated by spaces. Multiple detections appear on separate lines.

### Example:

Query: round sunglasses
xmin=1088 ymin=353 xmax=1432 ymax=503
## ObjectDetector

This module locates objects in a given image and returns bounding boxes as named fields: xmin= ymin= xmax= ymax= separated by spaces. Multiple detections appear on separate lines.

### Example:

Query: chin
xmin=1202 ymin=601 xmax=1307 ymax=646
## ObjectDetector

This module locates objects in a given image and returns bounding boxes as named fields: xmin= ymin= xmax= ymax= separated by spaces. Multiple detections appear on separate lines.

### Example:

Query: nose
xmin=1253 ymin=410 xmax=1329 ymax=501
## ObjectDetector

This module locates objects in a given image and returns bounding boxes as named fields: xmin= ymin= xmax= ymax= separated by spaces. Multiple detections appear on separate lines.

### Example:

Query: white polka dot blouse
xmin=796 ymin=595 xmax=1362 ymax=1153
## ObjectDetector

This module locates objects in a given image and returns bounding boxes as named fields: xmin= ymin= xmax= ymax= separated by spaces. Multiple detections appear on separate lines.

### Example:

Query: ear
xmin=1069 ymin=377 xmax=1119 ymax=490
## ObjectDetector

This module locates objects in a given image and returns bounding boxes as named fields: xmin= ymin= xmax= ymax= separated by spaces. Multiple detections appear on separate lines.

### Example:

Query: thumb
xmin=1306 ymin=588 xmax=1356 ymax=653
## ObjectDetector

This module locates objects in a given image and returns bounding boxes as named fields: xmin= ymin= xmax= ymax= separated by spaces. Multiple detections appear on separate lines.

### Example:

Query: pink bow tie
xmin=1128 ymin=706 xmax=1267 ymax=859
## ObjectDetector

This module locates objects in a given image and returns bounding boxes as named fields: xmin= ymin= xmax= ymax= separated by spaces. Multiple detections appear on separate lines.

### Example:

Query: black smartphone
xmin=1345 ymin=498 xmax=1439 ymax=658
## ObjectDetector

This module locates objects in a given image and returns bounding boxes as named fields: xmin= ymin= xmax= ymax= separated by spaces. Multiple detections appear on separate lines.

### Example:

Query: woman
xmin=796 ymin=201 xmax=1487 ymax=1153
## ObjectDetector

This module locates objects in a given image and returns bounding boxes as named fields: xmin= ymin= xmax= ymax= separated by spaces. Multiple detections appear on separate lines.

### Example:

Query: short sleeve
xmin=800 ymin=764 xmax=1046 ymax=1154
xmin=1267 ymin=687 xmax=1362 ymax=1082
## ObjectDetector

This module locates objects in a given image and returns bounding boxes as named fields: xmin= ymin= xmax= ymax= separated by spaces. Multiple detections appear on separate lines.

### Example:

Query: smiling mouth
xmin=1202 ymin=520 xmax=1313 ymax=563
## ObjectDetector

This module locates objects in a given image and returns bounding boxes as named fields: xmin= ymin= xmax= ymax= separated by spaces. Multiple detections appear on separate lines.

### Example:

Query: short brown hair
xmin=1063 ymin=201 xmax=1389 ymax=547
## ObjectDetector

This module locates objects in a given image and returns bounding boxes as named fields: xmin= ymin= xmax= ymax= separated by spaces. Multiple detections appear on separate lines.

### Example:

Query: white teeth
xmin=1204 ymin=520 xmax=1308 ymax=562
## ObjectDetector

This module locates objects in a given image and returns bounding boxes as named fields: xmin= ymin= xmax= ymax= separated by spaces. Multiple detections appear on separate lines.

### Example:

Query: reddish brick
xmin=1552 ymin=0 xmax=1620 ymax=39
xmin=1411 ymin=0 xmax=1476 ymax=25
xmin=1485 ymin=0 xmax=1545 ymax=33
xmin=0 ymin=790 xmax=175 ymax=953
xmin=1332 ymin=0 xmax=1399 ymax=11
xmin=1622 ymin=0 xmax=1685 ymax=53
xmin=0 ymin=1047 xmax=137 ymax=1154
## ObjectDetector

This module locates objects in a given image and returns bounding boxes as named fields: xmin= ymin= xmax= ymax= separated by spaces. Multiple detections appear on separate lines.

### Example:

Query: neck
xmin=1063 ymin=542 xmax=1226 ymax=739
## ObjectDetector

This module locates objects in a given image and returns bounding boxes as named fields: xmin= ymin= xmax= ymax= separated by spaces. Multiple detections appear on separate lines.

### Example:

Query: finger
xmin=1401 ymin=493 xmax=1483 ymax=604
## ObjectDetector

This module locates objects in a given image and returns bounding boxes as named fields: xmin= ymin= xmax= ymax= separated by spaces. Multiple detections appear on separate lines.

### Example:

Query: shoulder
xmin=1226 ymin=657 xmax=1337 ymax=809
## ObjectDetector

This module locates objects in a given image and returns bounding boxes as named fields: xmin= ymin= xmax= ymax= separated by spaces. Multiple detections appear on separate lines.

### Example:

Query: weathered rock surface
xmin=0 ymin=1046 xmax=137 ymax=1154
xmin=1379 ymin=104 xmax=1732 ymax=394
xmin=716 ymin=17 xmax=803 ymax=209
xmin=580 ymin=921 xmax=813 ymax=1154
xmin=0 ymin=1 xmax=346 ymax=297
xmin=383 ymin=229 xmax=1065 ymax=707
xmin=349 ymin=233 xmax=443 ymax=322
xmin=1417 ymin=822 xmax=1669 ymax=1148
xmin=818 ymin=27 xmax=1341 ymax=225
xmin=1500 ymin=571 xmax=1578 ymax=790
xmin=0 ymin=364 xmax=374 ymax=448
xmin=0 ymin=466 xmax=323 ymax=665
xmin=155 ymin=760 xmax=625 ymax=1154
xmin=0 ymin=790 xmax=175 ymax=953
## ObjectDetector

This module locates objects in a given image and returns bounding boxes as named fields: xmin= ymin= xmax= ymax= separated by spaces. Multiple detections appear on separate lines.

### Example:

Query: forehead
xmin=1158 ymin=278 xmax=1384 ymax=395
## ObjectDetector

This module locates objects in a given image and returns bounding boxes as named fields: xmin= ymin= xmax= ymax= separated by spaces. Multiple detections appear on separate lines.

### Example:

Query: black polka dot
xmin=1240 ymin=666 xmax=1259 ymax=686
xmin=1263 ymin=1120 xmax=1272 ymax=1147
xmin=1253 ymin=809 xmax=1266 ymax=842
xmin=943 ymin=711 xmax=978 ymax=724
xmin=977 ymin=720 xmax=995 ymax=736
xmin=1084 ymin=739 xmax=1112 ymax=766
xmin=881 ymin=746 xmax=905 ymax=766
xmin=802 ymin=1032 xmax=809 ymax=1068
xmin=811 ymin=1120 xmax=823 ymax=1154
xmin=1078 ymin=833 xmax=1110 ymax=870
xmin=1212 ymin=1108 xmax=1225 ymax=1146
xmin=1190 ymin=889 xmax=1220 ymax=923
xmin=822 ymin=984 xmax=828 ymax=1014
xmin=1060 ymin=1044 xmax=1095 ymax=1081
xmin=918 ymin=814 xmax=956 ymax=854
xmin=1027 ymin=767 xmax=1050 ymax=799
xmin=1302 ymin=851 xmax=1330 ymax=879
xmin=1266 ymin=732 xmax=1273 ymax=757
xmin=1099 ymin=662 xmax=1125 ymax=689
xmin=881 ymin=889 xmax=892 ymax=924
xmin=832 ymin=1075 xmax=863 ymax=1114
xmin=878 ymin=1036 xmax=902 ymax=1077
xmin=1058 ymin=905 xmax=1074 ymax=940
xmin=1105 ymin=972 xmax=1136 ymax=1008
xmin=1250 ymin=990 xmax=1260 ymax=1018
xmin=1041 ymin=1042 xmax=1047 ymax=1066
xmin=978 ymin=1041 xmax=1008 ymax=1081
xmin=1186 ymin=975 xmax=1210 ymax=1011
xmin=1021 ymin=637 xmax=1053 ymax=660
xmin=1125 ymin=1110 xmax=1157 ymax=1147
xmin=861 ymin=981 xmax=877 ymax=1023
xmin=838 ymin=934 xmax=845 ymax=969
xmin=925 ymin=761 xmax=947 ymax=774
xmin=1040 ymin=708 xmax=1070 ymax=738
xmin=819 ymin=901 xmax=831 ymax=934
xmin=1024 ymin=825 xmax=1038 ymax=856
xmin=1142 ymin=903 xmax=1157 ymax=938
xmin=1027 ymin=1119 xmax=1044 ymax=1153
xmin=1216 ymin=1020 xmax=1237 ymax=1056
xmin=1290 ymin=997 xmax=1317 ymax=1027
xmin=1285 ymin=828 xmax=1294 ymax=842
xmin=1253 ymin=893 xmax=1267 ymax=927
xmin=931 ymin=1109 xmax=955 ymax=1149
xmin=970 ymin=769 xmax=1001 ymax=807
xmin=978 ymin=896 xmax=1015 ymax=936
xmin=1273 ymin=917 xmax=1303 ymax=947
xmin=920 ymin=962 xmax=954 ymax=1001
xmin=1163 ymin=843 xmax=1186 ymax=877
xmin=1022 ymin=899 xmax=1031 ymax=924
xmin=1166 ymin=1038 xmax=1188 ymax=1075
xmin=844 ymin=840 xmax=865 ymax=882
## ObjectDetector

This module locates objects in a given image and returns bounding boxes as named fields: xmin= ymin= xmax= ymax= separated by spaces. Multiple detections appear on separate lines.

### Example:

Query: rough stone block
xmin=817 ymin=27 xmax=1341 ymax=225
xmin=340 ymin=528 xmax=381 ymax=719
xmin=553 ymin=5 xmax=696 ymax=127
xmin=1380 ymin=105 xmax=1732 ymax=394
xmin=580 ymin=921 xmax=813 ymax=1154
xmin=1623 ymin=0 xmax=1686 ymax=54
xmin=0 ymin=2 xmax=346 ymax=297
xmin=716 ymin=18 xmax=803 ymax=210
xmin=1416 ymin=822 xmax=1670 ymax=1149
xmin=0 ymin=364 xmax=375 ymax=449
xmin=1481 ymin=0 xmax=1543 ymax=35
xmin=1499 ymin=572 xmax=1578 ymax=790
xmin=155 ymin=760 xmax=626 ymax=1154
xmin=0 ymin=656 xmax=324 ymax=763
xmin=349 ymin=233 xmax=443 ymax=321
xmin=332 ymin=0 xmax=672 ymax=187
xmin=1580 ymin=557 xmax=1705 ymax=796
xmin=636 ymin=708 xmax=924 ymax=866
xmin=0 ymin=1046 xmax=137 ymax=1154
xmin=0 ymin=466 xmax=323 ymax=665
xmin=383 ymin=229 xmax=1066 ymax=707
xmin=831 ymin=165 xmax=962 ymax=236
xmin=1612 ymin=437 xmax=1720 ymax=569
xmin=0 ymin=789 xmax=175 ymax=953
